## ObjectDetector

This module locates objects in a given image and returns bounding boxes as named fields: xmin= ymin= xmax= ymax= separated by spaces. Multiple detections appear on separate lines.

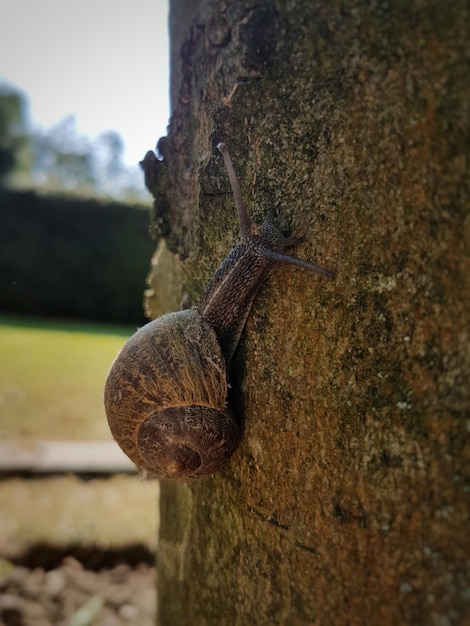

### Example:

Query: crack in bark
xmin=248 ymin=505 xmax=317 ymax=554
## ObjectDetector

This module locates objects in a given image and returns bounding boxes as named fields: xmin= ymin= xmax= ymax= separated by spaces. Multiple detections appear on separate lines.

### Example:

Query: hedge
xmin=0 ymin=189 xmax=156 ymax=324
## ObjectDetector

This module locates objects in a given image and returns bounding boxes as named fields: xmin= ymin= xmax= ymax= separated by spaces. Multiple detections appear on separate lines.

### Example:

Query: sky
xmin=0 ymin=0 xmax=170 ymax=166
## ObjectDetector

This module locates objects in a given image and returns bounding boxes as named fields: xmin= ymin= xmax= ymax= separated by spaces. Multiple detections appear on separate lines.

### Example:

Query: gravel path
xmin=0 ymin=474 xmax=158 ymax=625
xmin=0 ymin=555 xmax=156 ymax=626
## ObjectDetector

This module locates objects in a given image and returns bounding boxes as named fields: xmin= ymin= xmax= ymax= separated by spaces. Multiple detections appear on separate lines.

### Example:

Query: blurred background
xmin=0 ymin=0 xmax=169 ymax=197
xmin=0 ymin=1 xmax=169 ymax=623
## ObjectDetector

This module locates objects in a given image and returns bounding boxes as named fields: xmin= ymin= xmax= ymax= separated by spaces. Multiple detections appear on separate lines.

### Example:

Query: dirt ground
xmin=0 ymin=474 xmax=158 ymax=626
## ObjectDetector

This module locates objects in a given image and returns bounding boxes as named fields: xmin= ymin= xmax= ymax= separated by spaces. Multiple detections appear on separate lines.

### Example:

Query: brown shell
xmin=104 ymin=308 xmax=239 ymax=478
xmin=136 ymin=405 xmax=240 ymax=479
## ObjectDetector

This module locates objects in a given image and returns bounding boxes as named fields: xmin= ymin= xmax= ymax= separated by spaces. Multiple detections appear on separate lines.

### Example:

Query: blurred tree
xmin=97 ymin=130 xmax=125 ymax=180
xmin=0 ymin=85 xmax=148 ymax=200
xmin=0 ymin=87 xmax=29 ymax=184
xmin=32 ymin=115 xmax=95 ymax=191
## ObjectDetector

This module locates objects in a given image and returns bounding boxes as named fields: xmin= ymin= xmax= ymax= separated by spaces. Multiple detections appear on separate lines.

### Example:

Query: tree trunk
xmin=152 ymin=1 xmax=469 ymax=624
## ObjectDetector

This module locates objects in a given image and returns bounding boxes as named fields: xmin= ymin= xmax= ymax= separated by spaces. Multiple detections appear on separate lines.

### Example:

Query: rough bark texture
xmin=152 ymin=1 xmax=469 ymax=624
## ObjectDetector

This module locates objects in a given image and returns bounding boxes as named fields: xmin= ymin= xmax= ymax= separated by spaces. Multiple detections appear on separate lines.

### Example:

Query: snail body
xmin=104 ymin=143 xmax=333 ymax=479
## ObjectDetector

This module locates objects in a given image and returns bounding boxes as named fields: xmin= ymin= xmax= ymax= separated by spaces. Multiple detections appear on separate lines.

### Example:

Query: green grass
xmin=0 ymin=315 xmax=137 ymax=441
xmin=0 ymin=316 xmax=158 ymax=557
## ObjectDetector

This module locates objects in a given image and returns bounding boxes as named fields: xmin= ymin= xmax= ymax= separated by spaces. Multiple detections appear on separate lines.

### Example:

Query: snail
xmin=104 ymin=142 xmax=333 ymax=479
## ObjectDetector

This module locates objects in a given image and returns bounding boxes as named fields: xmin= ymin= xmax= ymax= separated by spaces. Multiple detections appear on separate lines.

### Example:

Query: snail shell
xmin=105 ymin=309 xmax=239 ymax=479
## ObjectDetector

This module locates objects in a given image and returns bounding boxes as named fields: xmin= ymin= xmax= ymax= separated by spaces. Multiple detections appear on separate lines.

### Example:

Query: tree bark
xmin=152 ymin=1 xmax=469 ymax=624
